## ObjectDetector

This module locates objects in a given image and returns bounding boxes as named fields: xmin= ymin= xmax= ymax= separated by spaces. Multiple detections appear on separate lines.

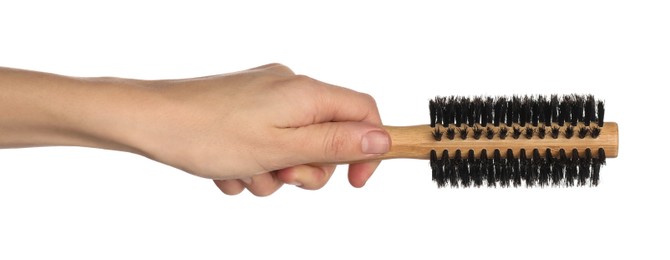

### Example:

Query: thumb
xmin=287 ymin=122 xmax=391 ymax=164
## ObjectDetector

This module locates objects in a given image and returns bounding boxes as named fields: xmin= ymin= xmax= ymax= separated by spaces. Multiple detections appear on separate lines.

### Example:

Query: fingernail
xmin=361 ymin=130 xmax=390 ymax=154
xmin=289 ymin=181 xmax=303 ymax=187
xmin=241 ymin=177 xmax=253 ymax=185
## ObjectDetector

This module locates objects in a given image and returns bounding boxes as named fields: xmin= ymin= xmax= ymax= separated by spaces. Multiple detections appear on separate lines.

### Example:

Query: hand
xmin=133 ymin=64 xmax=391 ymax=196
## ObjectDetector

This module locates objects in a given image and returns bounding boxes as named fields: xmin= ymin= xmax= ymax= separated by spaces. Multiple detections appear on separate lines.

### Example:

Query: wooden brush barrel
xmin=379 ymin=122 xmax=618 ymax=160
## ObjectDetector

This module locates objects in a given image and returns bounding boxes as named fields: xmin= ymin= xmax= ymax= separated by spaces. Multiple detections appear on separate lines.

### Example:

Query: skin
xmin=0 ymin=63 xmax=391 ymax=196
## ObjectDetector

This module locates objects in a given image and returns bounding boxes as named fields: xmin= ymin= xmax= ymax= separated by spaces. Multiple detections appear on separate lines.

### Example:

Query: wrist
xmin=62 ymin=77 xmax=159 ymax=155
xmin=0 ymin=68 xmax=158 ymax=155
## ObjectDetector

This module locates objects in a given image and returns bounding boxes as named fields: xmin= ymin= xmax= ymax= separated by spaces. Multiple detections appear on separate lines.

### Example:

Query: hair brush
xmin=375 ymin=94 xmax=618 ymax=188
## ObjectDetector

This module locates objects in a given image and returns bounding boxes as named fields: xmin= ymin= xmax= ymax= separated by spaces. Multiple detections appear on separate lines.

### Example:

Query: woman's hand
xmin=133 ymin=64 xmax=390 ymax=196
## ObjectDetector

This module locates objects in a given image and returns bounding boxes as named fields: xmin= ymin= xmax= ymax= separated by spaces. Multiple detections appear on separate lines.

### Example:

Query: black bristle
xmin=437 ymin=150 xmax=448 ymax=187
xmin=549 ymin=95 xmax=559 ymax=126
xmin=446 ymin=150 xmax=458 ymax=187
xmin=551 ymin=126 xmax=560 ymax=139
xmin=437 ymin=97 xmax=446 ymax=127
xmin=565 ymin=125 xmax=574 ymax=139
xmin=546 ymin=149 xmax=558 ymax=186
xmin=591 ymin=127 xmax=601 ymax=138
xmin=524 ymin=126 xmax=534 ymax=139
xmin=483 ymin=97 xmax=493 ymax=126
xmin=538 ymin=126 xmax=546 ymax=139
xmin=453 ymin=150 xmax=463 ymax=188
xmin=499 ymin=127 xmax=508 ymax=139
xmin=430 ymin=150 xmax=438 ymax=181
xmin=578 ymin=127 xmax=589 ymax=139
xmin=459 ymin=126 xmax=469 ymax=140
xmin=458 ymin=150 xmax=471 ymax=187
xmin=470 ymin=150 xmax=483 ymax=187
xmin=471 ymin=97 xmax=483 ymax=126
xmin=571 ymin=95 xmax=584 ymax=126
xmin=493 ymin=149 xmax=503 ymax=184
xmin=454 ymin=100 xmax=463 ymax=126
xmin=529 ymin=149 xmax=540 ymax=187
xmin=463 ymin=150 xmax=475 ymax=187
xmin=494 ymin=98 xmax=506 ymax=127
xmin=531 ymin=97 xmax=540 ymax=127
xmin=432 ymin=127 xmax=443 ymax=141
xmin=597 ymin=101 xmax=605 ymax=127
xmin=537 ymin=149 xmax=549 ymax=187
xmin=584 ymin=95 xmax=595 ymax=126
xmin=467 ymin=99 xmax=476 ymax=127
xmin=436 ymin=151 xmax=446 ymax=187
xmin=435 ymin=97 xmax=454 ymax=126
xmin=538 ymin=95 xmax=548 ymax=126
xmin=597 ymin=148 xmax=607 ymax=166
xmin=486 ymin=127 xmax=495 ymax=140
xmin=444 ymin=98 xmax=455 ymax=126
xmin=429 ymin=99 xmax=437 ymax=127
xmin=519 ymin=149 xmax=531 ymax=187
xmin=482 ymin=150 xmax=496 ymax=187
xmin=542 ymin=95 xmax=552 ymax=126
xmin=438 ymin=149 xmax=451 ymax=187
xmin=557 ymin=149 xmax=568 ymax=186
xmin=510 ymin=149 xmax=521 ymax=187
xmin=592 ymin=148 xmax=606 ymax=186
xmin=565 ymin=149 xmax=579 ymax=186
xmin=446 ymin=127 xmax=456 ymax=140
xmin=559 ymin=96 xmax=571 ymax=126
xmin=473 ymin=125 xmax=483 ymax=140
xmin=512 ymin=127 xmax=522 ymax=139
xmin=579 ymin=149 xmax=592 ymax=186
xmin=499 ymin=149 xmax=512 ymax=187
xmin=507 ymin=97 xmax=518 ymax=127
xmin=519 ymin=96 xmax=530 ymax=127
xmin=507 ymin=96 xmax=523 ymax=126
xmin=459 ymin=97 xmax=469 ymax=127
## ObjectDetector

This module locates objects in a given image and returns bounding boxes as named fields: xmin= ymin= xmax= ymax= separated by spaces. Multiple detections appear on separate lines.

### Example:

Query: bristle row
xmin=431 ymin=125 xmax=601 ymax=140
xmin=429 ymin=148 xmax=606 ymax=188
xmin=429 ymin=95 xmax=605 ymax=128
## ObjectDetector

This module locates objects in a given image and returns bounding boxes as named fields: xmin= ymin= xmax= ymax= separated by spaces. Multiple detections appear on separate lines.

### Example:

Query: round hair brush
xmin=377 ymin=94 xmax=617 ymax=188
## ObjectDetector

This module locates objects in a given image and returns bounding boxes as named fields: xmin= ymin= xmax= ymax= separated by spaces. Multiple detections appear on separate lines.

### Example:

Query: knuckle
xmin=308 ymin=178 xmax=329 ymax=190
xmin=322 ymin=125 xmax=350 ymax=160
xmin=361 ymin=93 xmax=377 ymax=106
xmin=266 ymin=63 xmax=294 ymax=75
xmin=264 ymin=62 xmax=284 ymax=67
xmin=290 ymin=74 xmax=318 ymax=87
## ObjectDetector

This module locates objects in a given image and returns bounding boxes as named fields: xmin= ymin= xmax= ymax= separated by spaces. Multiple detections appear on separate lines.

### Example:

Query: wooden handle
xmin=377 ymin=122 xmax=618 ymax=160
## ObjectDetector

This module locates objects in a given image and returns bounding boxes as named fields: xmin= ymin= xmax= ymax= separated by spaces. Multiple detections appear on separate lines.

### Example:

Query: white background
xmin=1 ymin=1 xmax=668 ymax=259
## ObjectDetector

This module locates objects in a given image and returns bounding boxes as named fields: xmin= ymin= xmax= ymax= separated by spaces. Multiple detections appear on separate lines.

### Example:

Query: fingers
xmin=213 ymin=179 xmax=245 ymax=195
xmin=278 ymin=76 xmax=383 ymax=127
xmin=316 ymin=85 xmax=383 ymax=124
xmin=286 ymin=121 xmax=391 ymax=164
xmin=213 ymin=172 xmax=283 ymax=197
xmin=276 ymin=164 xmax=336 ymax=190
xmin=214 ymin=161 xmax=381 ymax=195
xmin=348 ymin=160 xmax=381 ymax=188
xmin=214 ymin=164 xmax=339 ymax=196
xmin=241 ymin=172 xmax=284 ymax=197
xmin=210 ymin=64 xmax=385 ymax=195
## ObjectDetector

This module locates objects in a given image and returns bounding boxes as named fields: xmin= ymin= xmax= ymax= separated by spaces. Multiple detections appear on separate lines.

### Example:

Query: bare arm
xmin=0 ymin=64 xmax=390 ymax=196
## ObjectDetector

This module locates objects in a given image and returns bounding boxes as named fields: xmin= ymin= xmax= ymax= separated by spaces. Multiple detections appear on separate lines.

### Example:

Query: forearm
xmin=0 ymin=67 xmax=151 ymax=154
xmin=0 ymin=64 xmax=387 ymax=195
